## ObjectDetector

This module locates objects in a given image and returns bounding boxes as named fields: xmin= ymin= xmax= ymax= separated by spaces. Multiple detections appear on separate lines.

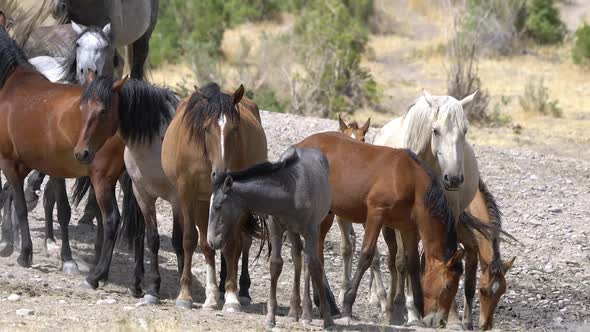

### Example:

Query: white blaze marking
xmin=351 ymin=133 xmax=357 ymax=140
xmin=491 ymin=281 xmax=500 ymax=294
xmin=218 ymin=115 xmax=227 ymax=160
xmin=209 ymin=192 xmax=215 ymax=211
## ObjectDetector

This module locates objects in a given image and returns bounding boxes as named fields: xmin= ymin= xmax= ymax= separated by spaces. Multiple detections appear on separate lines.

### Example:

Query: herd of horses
xmin=0 ymin=1 xmax=517 ymax=331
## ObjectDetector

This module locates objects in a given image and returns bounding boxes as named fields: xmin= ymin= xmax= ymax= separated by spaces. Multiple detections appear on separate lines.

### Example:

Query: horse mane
xmin=402 ymin=95 xmax=469 ymax=155
xmin=0 ymin=25 xmax=35 ymax=88
xmin=81 ymin=76 xmax=179 ymax=144
xmin=213 ymin=148 xmax=299 ymax=190
xmin=57 ymin=26 xmax=111 ymax=84
xmin=183 ymin=83 xmax=240 ymax=154
xmin=348 ymin=121 xmax=359 ymax=129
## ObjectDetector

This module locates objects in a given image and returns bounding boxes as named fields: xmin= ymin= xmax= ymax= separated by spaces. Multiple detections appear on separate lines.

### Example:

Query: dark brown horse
xmin=0 ymin=14 xmax=133 ymax=289
xmin=161 ymin=83 xmax=268 ymax=310
xmin=297 ymin=132 xmax=465 ymax=327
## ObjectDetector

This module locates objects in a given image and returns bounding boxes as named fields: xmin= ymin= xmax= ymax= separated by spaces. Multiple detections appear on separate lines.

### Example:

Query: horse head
xmin=338 ymin=115 xmax=370 ymax=142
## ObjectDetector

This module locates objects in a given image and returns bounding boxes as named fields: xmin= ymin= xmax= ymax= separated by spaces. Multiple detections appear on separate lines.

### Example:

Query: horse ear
xmin=503 ymin=256 xmax=516 ymax=271
xmin=223 ymin=176 xmax=233 ymax=192
xmin=460 ymin=91 xmax=478 ymax=106
xmin=447 ymin=248 xmax=465 ymax=268
xmin=102 ymin=23 xmax=111 ymax=37
xmin=338 ymin=114 xmax=348 ymax=131
xmin=422 ymin=89 xmax=434 ymax=107
xmin=111 ymin=75 xmax=128 ymax=93
xmin=361 ymin=117 xmax=371 ymax=133
xmin=71 ymin=21 xmax=86 ymax=35
xmin=0 ymin=11 xmax=6 ymax=29
xmin=233 ymin=84 xmax=244 ymax=105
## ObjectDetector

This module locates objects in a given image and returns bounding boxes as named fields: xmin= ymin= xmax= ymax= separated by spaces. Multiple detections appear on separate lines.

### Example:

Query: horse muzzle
xmin=443 ymin=174 xmax=464 ymax=191
xmin=74 ymin=148 xmax=95 ymax=165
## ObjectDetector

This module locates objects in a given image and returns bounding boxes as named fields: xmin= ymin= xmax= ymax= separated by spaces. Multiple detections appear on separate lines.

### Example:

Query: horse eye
xmin=99 ymin=109 xmax=107 ymax=116
xmin=214 ymin=203 xmax=221 ymax=210
xmin=432 ymin=128 xmax=440 ymax=136
xmin=76 ymin=42 xmax=79 ymax=48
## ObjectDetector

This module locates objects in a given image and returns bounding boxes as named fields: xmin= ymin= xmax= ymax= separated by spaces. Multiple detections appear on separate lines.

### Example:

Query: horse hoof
xmin=17 ymin=253 xmax=32 ymax=267
xmin=175 ymin=299 xmax=192 ymax=309
xmin=447 ymin=322 xmax=466 ymax=330
xmin=142 ymin=294 xmax=160 ymax=305
xmin=238 ymin=296 xmax=251 ymax=306
xmin=406 ymin=319 xmax=425 ymax=327
xmin=128 ymin=287 xmax=143 ymax=298
xmin=82 ymin=279 xmax=98 ymax=289
xmin=223 ymin=302 xmax=242 ymax=313
xmin=0 ymin=242 xmax=14 ymax=257
xmin=62 ymin=261 xmax=79 ymax=275
xmin=336 ymin=316 xmax=352 ymax=325
xmin=323 ymin=319 xmax=336 ymax=330
xmin=287 ymin=309 xmax=300 ymax=322
xmin=263 ymin=320 xmax=275 ymax=331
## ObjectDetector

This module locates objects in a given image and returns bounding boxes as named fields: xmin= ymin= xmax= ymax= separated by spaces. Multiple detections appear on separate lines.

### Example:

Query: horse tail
xmin=118 ymin=171 xmax=145 ymax=250
xmin=242 ymin=213 xmax=269 ymax=262
xmin=72 ymin=176 xmax=92 ymax=207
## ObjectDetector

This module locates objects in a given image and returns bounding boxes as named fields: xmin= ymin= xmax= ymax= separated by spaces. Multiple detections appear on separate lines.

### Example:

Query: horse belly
xmin=112 ymin=0 xmax=152 ymax=47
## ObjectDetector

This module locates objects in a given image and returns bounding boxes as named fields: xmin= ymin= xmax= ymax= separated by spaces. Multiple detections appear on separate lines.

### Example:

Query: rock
xmin=549 ymin=207 xmax=562 ymax=213
xmin=16 ymin=308 xmax=34 ymax=316
xmin=7 ymin=294 xmax=21 ymax=301
xmin=97 ymin=298 xmax=117 ymax=305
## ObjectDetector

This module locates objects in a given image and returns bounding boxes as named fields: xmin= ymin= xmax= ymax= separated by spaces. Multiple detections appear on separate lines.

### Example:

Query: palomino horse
xmin=73 ymin=72 xmax=181 ymax=303
xmin=50 ymin=0 xmax=158 ymax=80
xmin=0 ymin=16 xmax=136 ymax=289
xmin=162 ymin=83 xmax=268 ymax=310
xmin=297 ymin=132 xmax=469 ymax=327
xmin=208 ymin=146 xmax=335 ymax=329
xmin=373 ymin=90 xmax=514 ymax=328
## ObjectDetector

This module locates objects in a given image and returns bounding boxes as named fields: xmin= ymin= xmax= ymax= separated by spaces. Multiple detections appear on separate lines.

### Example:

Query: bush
xmin=525 ymin=0 xmax=565 ymax=44
xmin=572 ymin=23 xmax=590 ymax=65
xmin=245 ymin=87 xmax=287 ymax=113
xmin=463 ymin=0 xmax=527 ymax=55
xmin=519 ymin=77 xmax=562 ymax=117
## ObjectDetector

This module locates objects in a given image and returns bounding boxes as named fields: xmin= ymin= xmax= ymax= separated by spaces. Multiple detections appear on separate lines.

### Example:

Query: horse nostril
xmin=444 ymin=174 xmax=449 ymax=182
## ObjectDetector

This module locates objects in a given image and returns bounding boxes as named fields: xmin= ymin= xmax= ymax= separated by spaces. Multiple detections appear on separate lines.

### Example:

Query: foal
xmin=208 ymin=146 xmax=335 ymax=329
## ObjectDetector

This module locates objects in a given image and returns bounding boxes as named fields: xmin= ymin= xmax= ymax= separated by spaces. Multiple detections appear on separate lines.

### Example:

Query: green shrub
xmin=525 ymin=0 xmax=565 ymax=44
xmin=572 ymin=23 xmax=590 ymax=65
xmin=519 ymin=77 xmax=562 ymax=117
xmin=246 ymin=87 xmax=287 ymax=113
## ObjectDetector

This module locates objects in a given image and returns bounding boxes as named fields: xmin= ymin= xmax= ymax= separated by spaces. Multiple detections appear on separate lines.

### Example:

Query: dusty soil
xmin=0 ymin=111 xmax=589 ymax=331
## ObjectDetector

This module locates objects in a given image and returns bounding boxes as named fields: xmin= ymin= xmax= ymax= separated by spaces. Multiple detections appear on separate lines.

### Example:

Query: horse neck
xmin=418 ymin=215 xmax=448 ymax=263
xmin=477 ymin=233 xmax=499 ymax=266
xmin=231 ymin=174 xmax=292 ymax=216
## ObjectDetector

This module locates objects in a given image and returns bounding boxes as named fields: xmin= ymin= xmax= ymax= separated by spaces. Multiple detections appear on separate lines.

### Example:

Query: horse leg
xmin=194 ymin=201 xmax=219 ymax=310
xmin=336 ymin=216 xmax=354 ymax=306
xmin=218 ymin=254 xmax=227 ymax=295
xmin=392 ymin=229 xmax=410 ymax=323
xmin=171 ymin=204 xmax=184 ymax=274
xmin=369 ymin=239 xmax=387 ymax=313
xmin=84 ymin=175 xmax=120 ymax=288
xmin=129 ymin=20 xmax=156 ymax=80
xmin=0 ymin=185 xmax=14 ymax=257
xmin=304 ymin=224 xmax=334 ymax=329
xmin=462 ymin=247 xmax=479 ymax=330
xmin=287 ymin=229 xmax=303 ymax=321
xmin=174 ymin=193 xmax=199 ymax=308
xmin=402 ymin=230 xmax=424 ymax=325
xmin=264 ymin=216 xmax=285 ymax=329
xmin=341 ymin=210 xmax=384 ymax=322
xmin=53 ymin=178 xmax=78 ymax=274
xmin=221 ymin=215 xmax=245 ymax=312
xmin=43 ymin=178 xmax=56 ymax=248
xmin=135 ymin=188 xmax=160 ymax=304
xmin=315 ymin=213 xmax=339 ymax=316
xmin=1 ymin=164 xmax=32 ymax=267
xmin=79 ymin=189 xmax=99 ymax=225
xmin=238 ymin=232 xmax=252 ymax=305
xmin=383 ymin=227 xmax=404 ymax=325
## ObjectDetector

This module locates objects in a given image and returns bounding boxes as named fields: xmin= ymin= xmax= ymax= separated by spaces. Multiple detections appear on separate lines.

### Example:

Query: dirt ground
xmin=0 ymin=111 xmax=589 ymax=331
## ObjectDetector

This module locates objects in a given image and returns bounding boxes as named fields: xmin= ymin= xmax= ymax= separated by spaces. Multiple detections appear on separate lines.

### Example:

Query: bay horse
xmin=0 ymin=15 xmax=136 ymax=289
xmin=296 ymin=132 xmax=468 ymax=327
xmin=49 ymin=0 xmax=158 ymax=80
xmin=208 ymin=146 xmax=335 ymax=329
xmin=161 ymin=83 xmax=268 ymax=311
xmin=72 ymin=72 xmax=181 ymax=303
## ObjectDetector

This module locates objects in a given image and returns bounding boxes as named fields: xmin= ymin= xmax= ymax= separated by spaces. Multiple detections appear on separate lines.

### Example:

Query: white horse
xmin=371 ymin=90 xmax=480 ymax=327
xmin=28 ymin=22 xmax=122 ymax=85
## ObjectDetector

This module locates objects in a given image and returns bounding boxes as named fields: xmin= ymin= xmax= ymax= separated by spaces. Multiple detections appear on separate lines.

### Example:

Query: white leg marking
xmin=406 ymin=279 xmax=421 ymax=323
xmin=204 ymin=263 xmax=220 ymax=308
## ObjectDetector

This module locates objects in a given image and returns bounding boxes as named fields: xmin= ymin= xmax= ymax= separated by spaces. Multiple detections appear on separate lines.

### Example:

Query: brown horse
xmin=296 ymin=132 xmax=466 ymax=326
xmin=161 ymin=83 xmax=267 ymax=310
xmin=0 ymin=14 xmax=131 ymax=288
xmin=338 ymin=115 xmax=370 ymax=142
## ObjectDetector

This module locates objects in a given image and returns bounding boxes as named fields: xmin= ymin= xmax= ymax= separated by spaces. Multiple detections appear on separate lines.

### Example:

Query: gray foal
xmin=207 ymin=146 xmax=335 ymax=329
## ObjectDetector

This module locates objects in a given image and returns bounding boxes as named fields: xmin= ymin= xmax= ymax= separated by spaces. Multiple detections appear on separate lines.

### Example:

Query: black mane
xmin=213 ymin=150 xmax=299 ymax=190
xmin=58 ymin=26 xmax=111 ymax=84
xmin=81 ymin=76 xmax=178 ymax=144
xmin=183 ymin=83 xmax=240 ymax=154
xmin=0 ymin=26 xmax=35 ymax=88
